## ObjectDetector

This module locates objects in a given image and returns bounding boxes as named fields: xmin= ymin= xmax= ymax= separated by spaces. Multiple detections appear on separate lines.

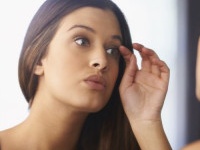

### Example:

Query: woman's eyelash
xmin=106 ymin=47 xmax=118 ymax=52
xmin=74 ymin=37 xmax=90 ymax=46
xmin=106 ymin=47 xmax=120 ymax=57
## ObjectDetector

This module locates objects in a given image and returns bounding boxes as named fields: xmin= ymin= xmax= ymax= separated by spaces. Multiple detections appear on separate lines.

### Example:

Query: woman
xmin=182 ymin=37 xmax=200 ymax=150
xmin=0 ymin=0 xmax=171 ymax=149
xmin=196 ymin=37 xmax=200 ymax=100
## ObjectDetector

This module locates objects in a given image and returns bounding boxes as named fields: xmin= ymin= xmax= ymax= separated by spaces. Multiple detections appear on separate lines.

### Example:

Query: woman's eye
xmin=106 ymin=47 xmax=120 ymax=59
xmin=74 ymin=37 xmax=89 ymax=46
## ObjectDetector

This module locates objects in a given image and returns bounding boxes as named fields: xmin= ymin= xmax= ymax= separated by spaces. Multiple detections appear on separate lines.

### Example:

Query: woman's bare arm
xmin=119 ymin=43 xmax=171 ymax=150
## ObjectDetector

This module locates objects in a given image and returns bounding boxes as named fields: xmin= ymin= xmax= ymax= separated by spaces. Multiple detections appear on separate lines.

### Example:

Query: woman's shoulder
xmin=182 ymin=140 xmax=200 ymax=150
xmin=0 ymin=130 xmax=4 ymax=150
xmin=0 ymin=129 xmax=7 ymax=148
xmin=0 ymin=127 xmax=18 ymax=150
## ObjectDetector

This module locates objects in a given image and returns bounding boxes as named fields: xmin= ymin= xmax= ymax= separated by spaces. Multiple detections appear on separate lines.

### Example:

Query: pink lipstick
xmin=84 ymin=75 xmax=106 ymax=90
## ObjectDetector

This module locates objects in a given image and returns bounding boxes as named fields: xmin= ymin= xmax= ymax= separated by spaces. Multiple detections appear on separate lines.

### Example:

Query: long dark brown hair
xmin=18 ymin=0 xmax=140 ymax=149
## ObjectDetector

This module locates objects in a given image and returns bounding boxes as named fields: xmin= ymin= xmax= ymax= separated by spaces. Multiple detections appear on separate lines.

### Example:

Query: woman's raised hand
xmin=119 ymin=43 xmax=170 ymax=122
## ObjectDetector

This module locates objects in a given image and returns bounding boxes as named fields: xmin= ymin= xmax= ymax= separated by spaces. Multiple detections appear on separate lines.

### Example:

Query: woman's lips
xmin=84 ymin=75 xmax=106 ymax=90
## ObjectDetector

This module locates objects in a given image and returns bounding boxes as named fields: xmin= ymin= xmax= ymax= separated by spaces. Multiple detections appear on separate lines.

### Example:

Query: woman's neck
xmin=20 ymin=97 xmax=88 ymax=150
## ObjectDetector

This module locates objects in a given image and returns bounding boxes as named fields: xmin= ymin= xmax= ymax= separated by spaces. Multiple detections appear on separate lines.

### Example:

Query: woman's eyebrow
xmin=68 ymin=24 xmax=95 ymax=33
xmin=112 ymin=35 xmax=122 ymax=44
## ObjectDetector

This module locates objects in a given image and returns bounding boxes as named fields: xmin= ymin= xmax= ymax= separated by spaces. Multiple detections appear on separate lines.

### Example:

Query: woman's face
xmin=196 ymin=37 xmax=200 ymax=100
xmin=35 ymin=7 xmax=122 ymax=112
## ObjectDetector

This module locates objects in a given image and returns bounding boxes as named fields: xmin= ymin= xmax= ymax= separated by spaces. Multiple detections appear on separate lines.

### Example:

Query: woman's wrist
xmin=130 ymin=119 xmax=172 ymax=150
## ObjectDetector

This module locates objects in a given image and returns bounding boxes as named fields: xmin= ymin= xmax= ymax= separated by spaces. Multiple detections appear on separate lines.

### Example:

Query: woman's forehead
xmin=57 ymin=7 xmax=121 ymax=35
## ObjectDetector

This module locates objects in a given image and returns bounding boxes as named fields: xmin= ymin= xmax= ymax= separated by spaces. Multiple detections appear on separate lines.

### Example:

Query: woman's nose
xmin=89 ymin=51 xmax=108 ymax=72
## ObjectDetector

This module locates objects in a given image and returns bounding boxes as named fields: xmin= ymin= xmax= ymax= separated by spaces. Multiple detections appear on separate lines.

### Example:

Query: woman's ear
xmin=34 ymin=63 xmax=44 ymax=75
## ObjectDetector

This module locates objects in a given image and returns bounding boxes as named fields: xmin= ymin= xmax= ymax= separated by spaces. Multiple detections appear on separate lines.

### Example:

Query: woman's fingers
xmin=133 ymin=43 xmax=151 ymax=72
xmin=156 ymin=59 xmax=170 ymax=82
xmin=119 ymin=45 xmax=138 ymax=86
xmin=133 ymin=43 xmax=165 ymax=78
xmin=152 ymin=64 xmax=161 ymax=76
xmin=119 ymin=43 xmax=169 ymax=84
xmin=119 ymin=45 xmax=133 ymax=64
